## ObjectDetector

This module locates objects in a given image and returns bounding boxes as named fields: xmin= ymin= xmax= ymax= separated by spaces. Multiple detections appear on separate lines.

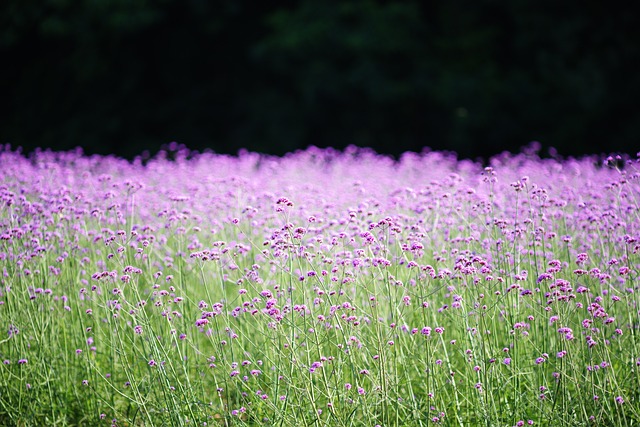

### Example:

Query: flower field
xmin=1 ymin=144 xmax=639 ymax=426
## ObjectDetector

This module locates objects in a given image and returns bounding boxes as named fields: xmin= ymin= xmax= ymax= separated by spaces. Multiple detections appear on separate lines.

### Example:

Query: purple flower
xmin=537 ymin=273 xmax=553 ymax=283
xmin=195 ymin=318 xmax=209 ymax=327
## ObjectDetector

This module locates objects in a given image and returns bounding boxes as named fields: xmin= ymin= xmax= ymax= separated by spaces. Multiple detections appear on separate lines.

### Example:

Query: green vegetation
xmin=1 ymin=1 xmax=638 ymax=158
xmin=1 ymin=146 xmax=640 ymax=425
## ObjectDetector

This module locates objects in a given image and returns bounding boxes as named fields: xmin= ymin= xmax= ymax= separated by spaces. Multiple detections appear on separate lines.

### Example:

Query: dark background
xmin=1 ymin=0 xmax=638 ymax=161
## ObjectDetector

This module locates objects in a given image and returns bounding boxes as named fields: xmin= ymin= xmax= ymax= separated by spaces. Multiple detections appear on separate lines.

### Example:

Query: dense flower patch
xmin=1 ymin=144 xmax=639 ymax=426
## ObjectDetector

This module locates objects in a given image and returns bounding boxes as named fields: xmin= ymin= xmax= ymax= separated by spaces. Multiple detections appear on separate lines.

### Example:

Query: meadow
xmin=1 ymin=144 xmax=639 ymax=426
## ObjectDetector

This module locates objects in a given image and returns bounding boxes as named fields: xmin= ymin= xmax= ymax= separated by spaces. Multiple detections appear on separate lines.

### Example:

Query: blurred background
xmin=1 ymin=0 xmax=638 ymax=161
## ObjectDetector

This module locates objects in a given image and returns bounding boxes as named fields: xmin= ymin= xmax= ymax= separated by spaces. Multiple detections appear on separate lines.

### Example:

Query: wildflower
xmin=195 ymin=318 xmax=209 ymax=327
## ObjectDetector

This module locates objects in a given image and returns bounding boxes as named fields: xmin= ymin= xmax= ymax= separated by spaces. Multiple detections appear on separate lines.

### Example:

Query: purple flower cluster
xmin=1 ymin=144 xmax=639 ymax=425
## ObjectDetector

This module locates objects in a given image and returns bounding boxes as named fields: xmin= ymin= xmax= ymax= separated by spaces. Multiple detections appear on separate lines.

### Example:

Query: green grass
xmin=1 ymin=147 xmax=640 ymax=426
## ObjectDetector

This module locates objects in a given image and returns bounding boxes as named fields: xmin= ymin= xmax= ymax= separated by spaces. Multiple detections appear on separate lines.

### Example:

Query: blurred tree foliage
xmin=1 ymin=0 xmax=638 ymax=159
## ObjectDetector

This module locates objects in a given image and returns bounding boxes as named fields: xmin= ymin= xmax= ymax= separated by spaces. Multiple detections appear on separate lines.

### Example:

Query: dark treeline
xmin=1 ymin=0 xmax=638 ymax=161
